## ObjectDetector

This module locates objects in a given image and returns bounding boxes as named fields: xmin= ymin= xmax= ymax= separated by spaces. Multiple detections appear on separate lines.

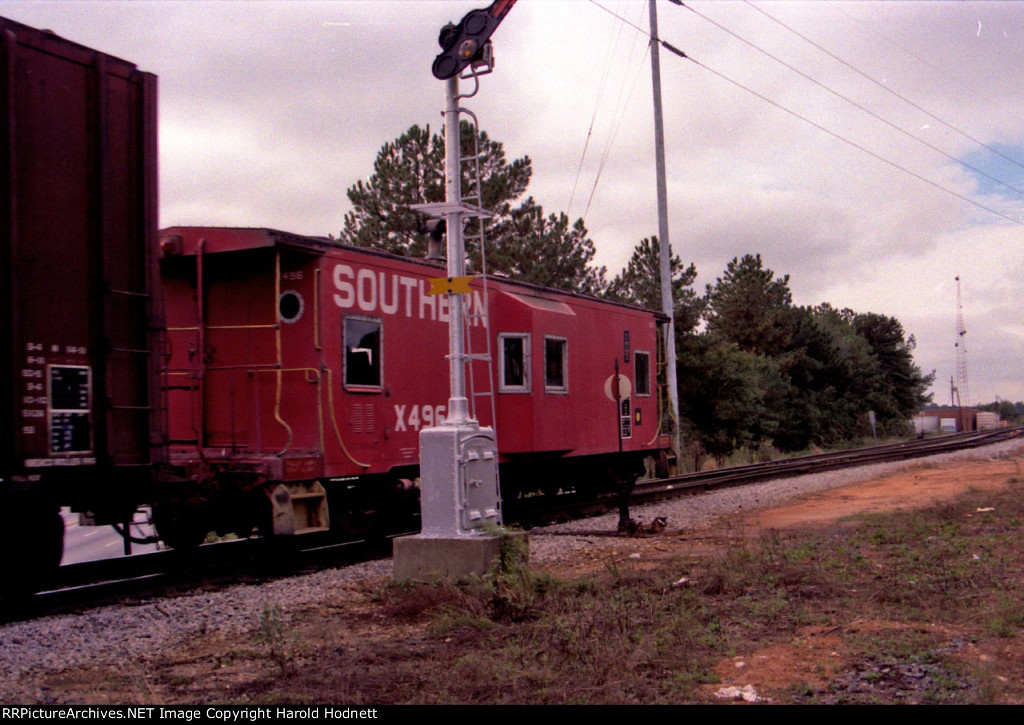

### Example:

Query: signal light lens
xmin=432 ymin=55 xmax=457 ymax=79
xmin=458 ymin=38 xmax=479 ymax=59
xmin=463 ymin=11 xmax=489 ymax=35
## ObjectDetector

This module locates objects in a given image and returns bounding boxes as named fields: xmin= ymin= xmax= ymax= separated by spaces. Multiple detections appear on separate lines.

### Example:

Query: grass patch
xmin=150 ymin=475 xmax=1024 ymax=705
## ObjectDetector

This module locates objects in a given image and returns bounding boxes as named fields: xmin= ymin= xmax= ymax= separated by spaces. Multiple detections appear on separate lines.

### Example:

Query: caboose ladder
xmin=458 ymin=107 xmax=498 ymax=438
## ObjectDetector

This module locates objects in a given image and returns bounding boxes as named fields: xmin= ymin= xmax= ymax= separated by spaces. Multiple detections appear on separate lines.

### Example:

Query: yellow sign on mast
xmin=426 ymin=276 xmax=473 ymax=295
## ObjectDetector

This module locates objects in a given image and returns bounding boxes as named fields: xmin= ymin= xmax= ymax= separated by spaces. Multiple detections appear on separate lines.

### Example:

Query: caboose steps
xmin=268 ymin=482 xmax=331 ymax=536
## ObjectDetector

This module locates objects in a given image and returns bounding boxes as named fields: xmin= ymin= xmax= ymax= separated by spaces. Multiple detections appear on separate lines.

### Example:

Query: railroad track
xmin=15 ymin=531 xmax=403 ymax=621
xmin=639 ymin=427 xmax=1023 ymax=500
xmin=13 ymin=428 xmax=1021 ymax=619
xmin=636 ymin=427 xmax=1022 ymax=498
xmin=515 ymin=427 xmax=1024 ymax=523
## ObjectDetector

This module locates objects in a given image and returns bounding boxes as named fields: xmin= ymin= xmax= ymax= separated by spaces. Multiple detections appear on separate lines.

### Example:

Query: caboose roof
xmin=158 ymin=226 xmax=669 ymax=321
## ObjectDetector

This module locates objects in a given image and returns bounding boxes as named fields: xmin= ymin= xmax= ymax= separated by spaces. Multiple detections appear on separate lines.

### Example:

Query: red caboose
xmin=156 ymin=226 xmax=669 ymax=544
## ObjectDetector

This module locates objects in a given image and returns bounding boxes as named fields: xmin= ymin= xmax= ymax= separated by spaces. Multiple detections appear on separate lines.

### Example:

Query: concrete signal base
xmin=392 ymin=531 xmax=529 ymax=582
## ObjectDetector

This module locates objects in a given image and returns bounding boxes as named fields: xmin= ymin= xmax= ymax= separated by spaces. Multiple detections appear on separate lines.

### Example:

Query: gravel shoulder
xmin=2 ymin=437 xmax=1022 ymax=704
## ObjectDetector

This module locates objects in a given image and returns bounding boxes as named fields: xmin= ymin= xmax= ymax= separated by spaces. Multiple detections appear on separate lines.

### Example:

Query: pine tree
xmin=340 ymin=123 xmax=530 ymax=257
xmin=340 ymin=123 xmax=605 ymax=294
xmin=704 ymin=253 xmax=795 ymax=356
xmin=488 ymin=198 xmax=606 ymax=294
xmin=605 ymin=236 xmax=702 ymax=332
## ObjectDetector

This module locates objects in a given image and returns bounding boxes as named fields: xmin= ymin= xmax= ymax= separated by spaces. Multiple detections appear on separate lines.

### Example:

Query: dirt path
xmin=526 ymin=450 xmax=1024 ymax=704
xmin=535 ymin=451 xmax=1024 ymax=579
xmin=697 ymin=452 xmax=1024 ymax=704
xmin=746 ymin=455 xmax=1023 ymax=532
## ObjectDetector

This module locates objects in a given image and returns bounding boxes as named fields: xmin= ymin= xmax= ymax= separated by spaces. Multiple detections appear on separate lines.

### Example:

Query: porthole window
xmin=279 ymin=290 xmax=304 ymax=324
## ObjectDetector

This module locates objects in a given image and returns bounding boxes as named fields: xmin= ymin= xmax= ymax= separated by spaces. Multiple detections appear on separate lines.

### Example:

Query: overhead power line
xmin=589 ymin=0 xmax=649 ymax=35
xmin=833 ymin=2 xmax=1024 ymax=149
xmin=569 ymin=1 xmax=649 ymax=221
xmin=581 ymin=43 xmax=652 ymax=224
xmin=681 ymin=1 xmax=1024 ymax=199
xmin=587 ymin=0 xmax=1023 ymax=226
xmin=683 ymin=53 xmax=1023 ymax=226
xmin=742 ymin=1 xmax=1024 ymax=177
xmin=568 ymin=2 xmax=632 ymax=217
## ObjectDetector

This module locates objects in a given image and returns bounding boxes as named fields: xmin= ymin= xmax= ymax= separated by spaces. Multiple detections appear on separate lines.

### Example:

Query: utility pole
xmin=954 ymin=275 xmax=969 ymax=408
xmin=649 ymin=0 xmax=681 ymax=464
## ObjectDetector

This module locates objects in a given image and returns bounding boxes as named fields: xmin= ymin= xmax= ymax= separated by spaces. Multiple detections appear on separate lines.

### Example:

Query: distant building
xmin=913 ymin=407 xmax=996 ymax=434
xmin=976 ymin=411 xmax=1001 ymax=430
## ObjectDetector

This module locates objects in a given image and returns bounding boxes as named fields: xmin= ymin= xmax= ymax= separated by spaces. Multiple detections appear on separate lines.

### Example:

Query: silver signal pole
xmin=443 ymin=73 xmax=471 ymax=426
xmin=649 ymin=0 xmax=681 ymax=462
xmin=416 ymin=71 xmax=501 ymax=539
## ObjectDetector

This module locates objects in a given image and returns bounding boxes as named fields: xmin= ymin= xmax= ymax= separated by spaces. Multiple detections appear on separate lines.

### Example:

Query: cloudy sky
xmin=5 ymin=0 xmax=1023 ymax=406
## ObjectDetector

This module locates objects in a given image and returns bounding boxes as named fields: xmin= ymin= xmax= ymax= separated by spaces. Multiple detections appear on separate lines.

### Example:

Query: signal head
xmin=431 ymin=7 xmax=500 ymax=80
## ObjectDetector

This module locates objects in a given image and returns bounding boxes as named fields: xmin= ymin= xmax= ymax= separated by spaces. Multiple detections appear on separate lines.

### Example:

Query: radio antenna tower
xmin=954 ymin=275 xmax=969 ymax=407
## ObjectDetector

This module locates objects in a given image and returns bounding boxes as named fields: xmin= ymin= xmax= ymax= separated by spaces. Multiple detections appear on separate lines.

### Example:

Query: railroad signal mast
xmin=395 ymin=1 xmax=519 ymax=579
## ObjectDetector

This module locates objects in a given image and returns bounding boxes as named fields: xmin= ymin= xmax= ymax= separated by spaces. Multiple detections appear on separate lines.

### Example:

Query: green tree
xmin=340 ymin=123 xmax=606 ymax=294
xmin=605 ymin=236 xmax=703 ymax=333
xmin=808 ymin=304 xmax=886 ymax=439
xmin=488 ymin=198 xmax=607 ymax=294
xmin=340 ymin=123 xmax=531 ymax=257
xmin=978 ymin=399 xmax=1019 ymax=423
xmin=682 ymin=255 xmax=934 ymax=457
xmin=768 ymin=304 xmax=879 ymax=449
xmin=341 ymin=124 xmax=441 ymax=255
xmin=677 ymin=338 xmax=786 ymax=459
xmin=851 ymin=312 xmax=934 ymax=427
xmin=704 ymin=254 xmax=796 ymax=356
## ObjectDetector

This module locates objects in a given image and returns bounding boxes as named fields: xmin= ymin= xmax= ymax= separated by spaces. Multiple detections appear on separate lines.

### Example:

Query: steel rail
xmin=639 ymin=428 xmax=1021 ymax=498
xmin=513 ymin=428 xmax=1023 ymax=523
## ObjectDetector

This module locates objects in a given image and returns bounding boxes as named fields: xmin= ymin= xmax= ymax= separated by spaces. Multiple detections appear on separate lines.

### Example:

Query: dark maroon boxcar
xmin=157 ymin=226 xmax=670 ymax=540
xmin=0 ymin=17 xmax=160 ymax=591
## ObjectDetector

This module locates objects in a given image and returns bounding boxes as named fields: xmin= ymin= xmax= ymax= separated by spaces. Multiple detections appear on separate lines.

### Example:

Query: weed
xmin=986 ymin=595 xmax=1024 ymax=638
xmin=123 ymin=661 xmax=156 ymax=703
xmin=430 ymin=606 xmax=497 ymax=636
xmin=791 ymin=681 xmax=818 ymax=701
xmin=254 ymin=601 xmax=296 ymax=675
xmin=484 ymin=527 xmax=556 ymax=622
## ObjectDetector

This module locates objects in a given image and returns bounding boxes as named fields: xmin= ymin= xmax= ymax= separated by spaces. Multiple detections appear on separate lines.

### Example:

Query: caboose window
xmin=344 ymin=317 xmax=381 ymax=388
xmin=499 ymin=333 xmax=530 ymax=393
xmin=544 ymin=337 xmax=568 ymax=393
xmin=635 ymin=350 xmax=651 ymax=396
xmin=279 ymin=290 xmax=304 ymax=324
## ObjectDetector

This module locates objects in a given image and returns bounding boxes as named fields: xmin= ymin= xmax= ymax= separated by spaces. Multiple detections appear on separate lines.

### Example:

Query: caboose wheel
xmin=337 ymin=509 xmax=380 ymax=539
xmin=152 ymin=503 xmax=209 ymax=551
xmin=654 ymin=449 xmax=672 ymax=479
